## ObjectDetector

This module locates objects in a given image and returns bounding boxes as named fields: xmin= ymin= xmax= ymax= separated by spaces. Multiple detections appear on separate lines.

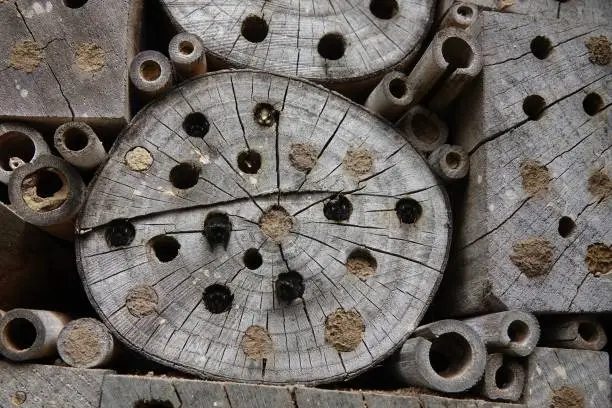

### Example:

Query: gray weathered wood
xmin=420 ymin=395 xmax=525 ymax=407
xmin=75 ymin=69 xmax=452 ymax=384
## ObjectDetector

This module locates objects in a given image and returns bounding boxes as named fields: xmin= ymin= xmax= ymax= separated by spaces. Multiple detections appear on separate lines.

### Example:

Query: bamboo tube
xmin=480 ymin=353 xmax=525 ymax=401
xmin=0 ymin=122 xmax=50 ymax=184
xmin=58 ymin=318 xmax=117 ymax=368
xmin=54 ymin=122 xmax=106 ymax=171
xmin=428 ymin=144 xmax=469 ymax=181
xmin=364 ymin=71 xmax=412 ymax=121
xmin=129 ymin=50 xmax=173 ymax=104
xmin=168 ymin=33 xmax=207 ymax=79
xmin=397 ymin=105 xmax=448 ymax=154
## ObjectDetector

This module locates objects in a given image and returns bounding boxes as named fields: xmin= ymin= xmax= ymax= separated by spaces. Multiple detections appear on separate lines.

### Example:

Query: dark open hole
xmin=530 ymin=36 xmax=552 ymax=60
xmin=204 ymin=212 xmax=232 ymax=249
xmin=442 ymin=37 xmax=473 ymax=69
xmin=389 ymin=78 xmax=406 ymax=98
xmin=558 ymin=216 xmax=575 ymax=238
xmin=446 ymin=152 xmax=462 ymax=169
xmin=34 ymin=169 xmax=64 ymax=198
xmin=395 ymin=198 xmax=422 ymax=224
xmin=457 ymin=5 xmax=473 ymax=17
xmin=583 ymin=93 xmax=603 ymax=116
xmin=495 ymin=364 xmax=515 ymax=389
xmin=429 ymin=333 xmax=472 ymax=378
xmin=150 ymin=235 xmax=180 ymax=263
xmin=63 ymin=0 xmax=87 ymax=8
xmin=323 ymin=194 xmax=353 ymax=222
xmin=318 ymin=33 xmax=346 ymax=60
xmin=411 ymin=112 xmax=439 ymax=144
xmin=3 ymin=318 xmax=37 ymax=351
xmin=275 ymin=271 xmax=304 ymax=302
xmin=237 ymin=150 xmax=262 ymax=174
xmin=243 ymin=248 xmax=263 ymax=270
xmin=522 ymin=95 xmax=546 ymax=120
xmin=253 ymin=103 xmax=278 ymax=127
xmin=105 ymin=219 xmax=136 ymax=247
xmin=140 ymin=60 xmax=161 ymax=82
xmin=203 ymin=284 xmax=233 ymax=314
xmin=63 ymin=127 xmax=89 ymax=151
xmin=179 ymin=41 xmax=194 ymax=55
xmin=578 ymin=322 xmax=598 ymax=342
xmin=0 ymin=183 xmax=9 ymax=205
xmin=133 ymin=400 xmax=174 ymax=408
xmin=170 ymin=162 xmax=200 ymax=189
xmin=369 ymin=0 xmax=399 ymax=19
xmin=0 ymin=132 xmax=35 ymax=171
xmin=241 ymin=15 xmax=268 ymax=43
xmin=507 ymin=320 xmax=529 ymax=343
xmin=183 ymin=112 xmax=210 ymax=138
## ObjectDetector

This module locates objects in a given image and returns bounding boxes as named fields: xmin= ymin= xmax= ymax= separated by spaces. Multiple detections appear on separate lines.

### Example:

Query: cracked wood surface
xmin=160 ymin=0 xmax=435 ymax=93
xmin=439 ymin=9 xmax=612 ymax=314
xmin=75 ymin=69 xmax=451 ymax=384
xmin=0 ymin=0 xmax=141 ymax=129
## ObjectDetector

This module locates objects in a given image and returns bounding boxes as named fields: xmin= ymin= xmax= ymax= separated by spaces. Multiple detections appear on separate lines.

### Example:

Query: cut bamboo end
xmin=129 ymin=50 xmax=173 ymax=103
xmin=364 ymin=71 xmax=412 ymax=121
xmin=428 ymin=144 xmax=469 ymax=181
xmin=169 ymin=33 xmax=207 ymax=79
xmin=397 ymin=106 xmax=448 ymax=154
xmin=58 ymin=318 xmax=116 ymax=368
xmin=54 ymin=121 xmax=106 ymax=171
xmin=480 ymin=353 xmax=525 ymax=402
xmin=8 ymin=154 xmax=86 ymax=240
xmin=539 ymin=315 xmax=607 ymax=351
xmin=440 ymin=3 xmax=479 ymax=31
xmin=0 ymin=309 xmax=71 ymax=361
xmin=0 ymin=122 xmax=50 ymax=184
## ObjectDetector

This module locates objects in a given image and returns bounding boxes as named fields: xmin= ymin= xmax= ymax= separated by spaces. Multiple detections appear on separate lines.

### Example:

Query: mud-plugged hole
xmin=243 ymin=248 xmax=263 ymax=270
xmin=260 ymin=205 xmax=293 ymax=242
xmin=495 ymin=364 xmax=515 ymax=389
xmin=558 ymin=216 xmax=575 ymax=238
xmin=442 ymin=37 xmax=473 ymax=69
xmin=3 ymin=318 xmax=37 ymax=351
xmin=140 ymin=60 xmax=161 ymax=82
xmin=170 ymin=162 xmax=200 ymax=189
xmin=203 ymin=284 xmax=233 ymax=314
xmin=578 ymin=322 xmax=598 ymax=342
xmin=429 ymin=333 xmax=472 ymax=378
xmin=0 ymin=132 xmax=35 ymax=171
xmin=105 ymin=219 xmax=136 ymax=247
xmin=346 ymin=249 xmax=377 ymax=279
xmin=183 ymin=112 xmax=210 ymax=138
xmin=530 ymin=36 xmax=552 ymax=60
xmin=583 ymin=93 xmax=603 ymax=116
xmin=396 ymin=197 xmax=422 ymax=224
xmin=318 ymin=33 xmax=346 ymax=60
xmin=133 ymin=400 xmax=174 ymax=408
xmin=237 ymin=150 xmax=262 ymax=174
xmin=369 ymin=0 xmax=399 ymax=19
xmin=522 ymin=95 xmax=546 ymax=120
xmin=63 ymin=127 xmax=89 ymax=151
xmin=241 ymin=15 xmax=268 ymax=43
xmin=507 ymin=320 xmax=529 ymax=343
xmin=150 ymin=235 xmax=180 ymax=263
xmin=389 ymin=78 xmax=406 ymax=98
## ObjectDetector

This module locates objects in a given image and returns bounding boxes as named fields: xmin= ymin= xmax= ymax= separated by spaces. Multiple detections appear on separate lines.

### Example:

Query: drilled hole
xmin=63 ymin=0 xmax=87 ymax=8
xmin=530 ymin=36 xmax=552 ymax=60
xmin=243 ymin=248 xmax=263 ymax=270
xmin=3 ymin=318 xmax=37 ymax=351
xmin=457 ymin=5 xmax=473 ymax=17
xmin=446 ymin=152 xmax=462 ymax=169
xmin=395 ymin=198 xmax=422 ymax=224
xmin=63 ymin=127 xmax=89 ymax=151
xmin=507 ymin=320 xmax=529 ymax=343
xmin=204 ymin=212 xmax=232 ymax=250
xmin=105 ymin=219 xmax=136 ymax=247
xmin=241 ymin=15 xmax=268 ymax=43
xmin=150 ymin=235 xmax=180 ymax=263
xmin=140 ymin=60 xmax=161 ymax=82
xmin=429 ymin=333 xmax=472 ymax=378
xmin=253 ymin=103 xmax=278 ymax=127
xmin=495 ymin=365 xmax=515 ymax=389
xmin=442 ymin=37 xmax=473 ymax=69
xmin=318 ymin=33 xmax=346 ymax=60
xmin=133 ymin=400 xmax=175 ymax=408
xmin=170 ymin=162 xmax=200 ymax=189
xmin=558 ymin=216 xmax=575 ymax=238
xmin=237 ymin=150 xmax=262 ymax=174
xmin=583 ymin=93 xmax=604 ymax=116
xmin=0 ymin=132 xmax=35 ymax=171
xmin=275 ymin=271 xmax=304 ymax=302
xmin=33 ymin=169 xmax=63 ymax=198
xmin=522 ymin=95 xmax=546 ymax=120
xmin=179 ymin=41 xmax=194 ymax=55
xmin=369 ymin=0 xmax=399 ymax=19
xmin=389 ymin=78 xmax=406 ymax=98
xmin=203 ymin=284 xmax=233 ymax=314
xmin=578 ymin=322 xmax=598 ymax=342
xmin=323 ymin=194 xmax=353 ymax=222
xmin=182 ymin=112 xmax=210 ymax=138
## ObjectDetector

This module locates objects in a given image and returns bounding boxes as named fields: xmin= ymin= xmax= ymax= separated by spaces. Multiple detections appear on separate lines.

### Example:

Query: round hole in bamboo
xmin=442 ymin=37 xmax=473 ymax=69
xmin=182 ymin=112 xmax=210 ymax=138
xmin=139 ymin=60 xmax=162 ymax=82
xmin=33 ymin=169 xmax=64 ymax=198
xmin=395 ymin=197 xmax=422 ymax=224
xmin=0 ymin=132 xmax=35 ymax=171
xmin=558 ymin=216 xmax=575 ymax=238
xmin=63 ymin=127 xmax=89 ymax=151
xmin=105 ymin=219 xmax=136 ymax=247
xmin=411 ymin=113 xmax=439 ymax=144
xmin=578 ymin=322 xmax=598 ymax=342
xmin=237 ymin=150 xmax=262 ymax=174
xmin=275 ymin=271 xmax=305 ymax=302
xmin=522 ymin=95 xmax=546 ymax=120
xmin=243 ymin=248 xmax=263 ymax=270
xmin=428 ymin=332 xmax=472 ymax=378
xmin=150 ymin=235 xmax=180 ymax=263
xmin=530 ymin=36 xmax=552 ymax=60
xmin=170 ymin=162 xmax=200 ymax=189
xmin=369 ymin=0 xmax=399 ymax=20
xmin=457 ymin=5 xmax=473 ymax=17
xmin=3 ymin=318 xmax=37 ymax=351
xmin=495 ymin=364 xmax=515 ymax=389
xmin=318 ymin=33 xmax=346 ymax=60
xmin=507 ymin=320 xmax=529 ymax=343
xmin=583 ymin=92 xmax=603 ymax=116
xmin=63 ymin=0 xmax=87 ymax=8
xmin=389 ymin=78 xmax=406 ymax=98
xmin=445 ymin=151 xmax=462 ymax=169
xmin=179 ymin=41 xmax=194 ymax=55
xmin=133 ymin=401 xmax=175 ymax=408
xmin=203 ymin=284 xmax=233 ymax=314
xmin=241 ymin=15 xmax=269 ymax=43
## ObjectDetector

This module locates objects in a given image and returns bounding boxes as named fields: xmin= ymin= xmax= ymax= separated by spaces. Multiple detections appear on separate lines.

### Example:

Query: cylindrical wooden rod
xmin=440 ymin=2 xmax=479 ymax=32
xmin=0 ymin=122 xmax=51 ymax=184
xmin=57 ymin=318 xmax=116 ymax=368
xmin=480 ymin=353 xmax=525 ymax=402
xmin=168 ymin=33 xmax=207 ymax=79
xmin=539 ymin=315 xmax=607 ymax=351
xmin=129 ymin=50 xmax=174 ymax=104
xmin=0 ymin=309 xmax=71 ymax=361
xmin=54 ymin=122 xmax=106 ymax=171
xmin=397 ymin=106 xmax=448 ymax=154
xmin=462 ymin=311 xmax=540 ymax=357
xmin=428 ymin=144 xmax=469 ymax=181
xmin=8 ymin=154 xmax=86 ymax=240
xmin=364 ymin=71 xmax=412 ymax=121
xmin=389 ymin=319 xmax=486 ymax=393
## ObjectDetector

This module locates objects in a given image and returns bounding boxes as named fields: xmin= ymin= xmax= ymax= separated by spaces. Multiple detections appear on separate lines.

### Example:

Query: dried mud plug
xmin=275 ymin=271 xmax=304 ymax=302
xmin=203 ymin=212 xmax=232 ymax=250
xmin=323 ymin=194 xmax=352 ymax=222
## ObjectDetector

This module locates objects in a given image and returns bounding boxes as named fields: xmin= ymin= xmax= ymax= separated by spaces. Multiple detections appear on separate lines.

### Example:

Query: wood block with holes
xmin=436 ymin=9 xmax=612 ymax=315
xmin=75 ymin=69 xmax=452 ymax=384
xmin=523 ymin=347 xmax=610 ymax=408
xmin=0 ymin=0 xmax=142 ymax=130
xmin=159 ymin=0 xmax=435 ymax=98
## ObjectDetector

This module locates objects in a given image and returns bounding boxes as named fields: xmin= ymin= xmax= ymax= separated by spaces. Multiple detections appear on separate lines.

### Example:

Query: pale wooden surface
xmin=76 ymin=69 xmax=451 ymax=384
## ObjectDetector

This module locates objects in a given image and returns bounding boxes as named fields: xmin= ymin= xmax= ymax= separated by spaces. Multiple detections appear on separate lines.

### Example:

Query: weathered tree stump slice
xmin=160 ymin=0 xmax=435 ymax=95
xmin=75 ymin=70 xmax=451 ymax=384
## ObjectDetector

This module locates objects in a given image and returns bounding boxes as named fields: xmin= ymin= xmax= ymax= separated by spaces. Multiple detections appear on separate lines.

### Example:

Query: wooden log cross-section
xmin=75 ymin=70 xmax=451 ymax=384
